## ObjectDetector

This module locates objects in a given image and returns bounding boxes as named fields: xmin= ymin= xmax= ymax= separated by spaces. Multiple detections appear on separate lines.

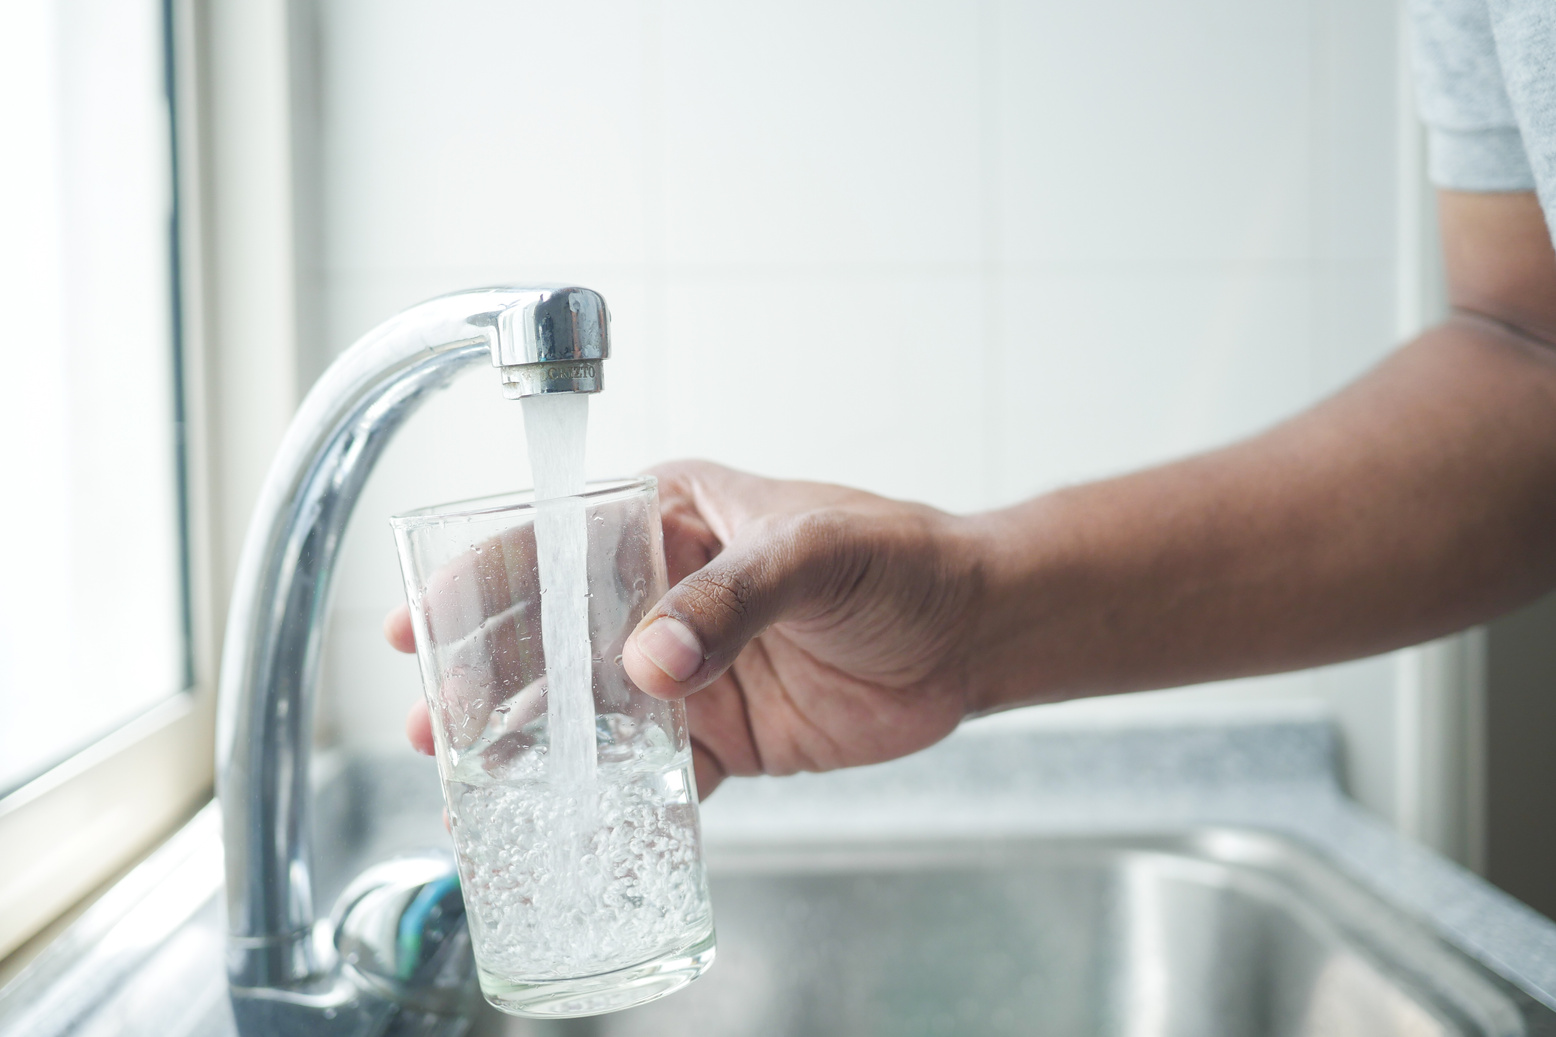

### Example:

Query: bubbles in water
xmin=447 ymin=744 xmax=710 ymax=981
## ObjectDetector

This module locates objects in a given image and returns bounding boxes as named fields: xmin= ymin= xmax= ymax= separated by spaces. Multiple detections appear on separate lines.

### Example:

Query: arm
xmin=392 ymin=191 xmax=1556 ymax=792
xmin=966 ymin=190 xmax=1556 ymax=712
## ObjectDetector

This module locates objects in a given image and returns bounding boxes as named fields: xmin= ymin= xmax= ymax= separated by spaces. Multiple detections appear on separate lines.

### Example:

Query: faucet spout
xmin=488 ymin=284 xmax=610 ymax=398
xmin=215 ymin=285 xmax=609 ymax=1034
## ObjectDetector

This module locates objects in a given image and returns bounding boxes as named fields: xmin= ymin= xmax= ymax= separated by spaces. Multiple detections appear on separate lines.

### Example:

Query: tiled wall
xmin=306 ymin=0 xmax=1411 ymax=818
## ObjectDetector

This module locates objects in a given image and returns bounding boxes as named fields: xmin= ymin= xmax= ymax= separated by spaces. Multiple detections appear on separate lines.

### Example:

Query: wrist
xmin=951 ymin=494 xmax=1083 ymax=718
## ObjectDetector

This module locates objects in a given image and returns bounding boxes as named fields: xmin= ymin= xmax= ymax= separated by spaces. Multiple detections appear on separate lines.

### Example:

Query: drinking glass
xmin=390 ymin=477 xmax=716 ymax=1018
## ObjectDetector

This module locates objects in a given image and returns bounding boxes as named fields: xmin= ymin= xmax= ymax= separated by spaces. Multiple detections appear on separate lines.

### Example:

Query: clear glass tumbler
xmin=390 ymin=477 xmax=716 ymax=1018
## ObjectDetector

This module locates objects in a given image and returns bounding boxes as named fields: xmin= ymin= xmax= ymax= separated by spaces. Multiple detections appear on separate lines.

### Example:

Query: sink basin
xmin=482 ymin=831 xmax=1551 ymax=1037
xmin=8 ymin=719 xmax=1556 ymax=1037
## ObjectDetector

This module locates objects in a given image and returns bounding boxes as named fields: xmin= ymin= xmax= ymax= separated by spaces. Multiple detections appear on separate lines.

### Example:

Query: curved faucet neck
xmin=215 ymin=286 xmax=608 ymax=1005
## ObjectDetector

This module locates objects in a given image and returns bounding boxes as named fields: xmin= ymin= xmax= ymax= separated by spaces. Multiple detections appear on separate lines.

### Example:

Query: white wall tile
xmin=1311 ymin=0 xmax=1401 ymax=265
xmin=318 ymin=0 xmax=650 ymax=272
xmin=1310 ymin=262 xmax=1398 ymax=397
xmin=656 ymin=270 xmax=990 ymax=514
xmin=996 ymin=0 xmax=1314 ymax=266
xmin=995 ymin=270 xmax=1315 ymax=501
xmin=660 ymin=0 xmax=983 ymax=266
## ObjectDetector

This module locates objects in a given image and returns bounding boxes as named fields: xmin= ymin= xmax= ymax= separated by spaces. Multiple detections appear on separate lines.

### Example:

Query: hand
xmin=386 ymin=460 xmax=987 ymax=795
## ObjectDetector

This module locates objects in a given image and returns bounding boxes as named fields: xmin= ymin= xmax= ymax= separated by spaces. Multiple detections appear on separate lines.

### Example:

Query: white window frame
xmin=0 ymin=0 xmax=305 ymax=962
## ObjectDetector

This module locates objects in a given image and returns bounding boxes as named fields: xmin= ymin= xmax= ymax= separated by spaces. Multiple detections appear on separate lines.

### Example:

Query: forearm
xmin=965 ymin=315 xmax=1556 ymax=713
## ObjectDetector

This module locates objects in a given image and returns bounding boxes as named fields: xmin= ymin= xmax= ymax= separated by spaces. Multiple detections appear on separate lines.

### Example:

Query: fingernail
xmin=636 ymin=616 xmax=704 ymax=683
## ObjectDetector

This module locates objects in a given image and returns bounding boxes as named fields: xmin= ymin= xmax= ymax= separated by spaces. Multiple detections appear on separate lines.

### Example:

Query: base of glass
xmin=478 ymin=927 xmax=717 ymax=1019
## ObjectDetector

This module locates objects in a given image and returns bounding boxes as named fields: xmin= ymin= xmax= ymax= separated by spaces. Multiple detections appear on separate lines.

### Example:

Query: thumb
xmin=622 ymin=515 xmax=848 ymax=699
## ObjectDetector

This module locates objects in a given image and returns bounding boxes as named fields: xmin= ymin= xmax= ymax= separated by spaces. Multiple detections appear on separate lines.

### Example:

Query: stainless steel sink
xmin=8 ymin=725 xmax=1556 ymax=1037
xmin=480 ymin=831 xmax=1552 ymax=1037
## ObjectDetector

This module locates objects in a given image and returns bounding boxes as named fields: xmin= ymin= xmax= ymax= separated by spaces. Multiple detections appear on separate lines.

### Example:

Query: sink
xmin=480 ymin=831 xmax=1550 ymax=1037
xmin=7 ymin=717 xmax=1556 ymax=1037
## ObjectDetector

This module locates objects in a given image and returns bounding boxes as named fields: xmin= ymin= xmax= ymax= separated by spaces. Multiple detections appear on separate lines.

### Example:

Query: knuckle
xmin=783 ymin=509 xmax=861 ymax=577
xmin=785 ymin=508 xmax=849 ymax=549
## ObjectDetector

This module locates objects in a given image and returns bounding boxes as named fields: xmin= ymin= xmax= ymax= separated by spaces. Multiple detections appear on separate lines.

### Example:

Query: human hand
xmin=387 ymin=461 xmax=987 ymax=795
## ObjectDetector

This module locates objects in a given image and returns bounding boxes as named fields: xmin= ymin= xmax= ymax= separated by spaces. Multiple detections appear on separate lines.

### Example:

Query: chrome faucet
xmin=215 ymin=286 xmax=610 ymax=1035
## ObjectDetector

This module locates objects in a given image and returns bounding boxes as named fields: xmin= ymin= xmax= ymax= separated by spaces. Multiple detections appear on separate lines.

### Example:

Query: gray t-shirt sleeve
xmin=1411 ymin=0 xmax=1534 ymax=190
xmin=1412 ymin=0 xmax=1556 ymax=233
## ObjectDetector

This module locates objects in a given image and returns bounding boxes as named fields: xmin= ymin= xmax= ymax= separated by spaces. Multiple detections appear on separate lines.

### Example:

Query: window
xmin=0 ymin=0 xmax=210 ymax=961
xmin=0 ymin=0 xmax=186 ymax=794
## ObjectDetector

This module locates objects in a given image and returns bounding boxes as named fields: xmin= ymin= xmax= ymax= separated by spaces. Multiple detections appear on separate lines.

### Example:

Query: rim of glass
xmin=389 ymin=476 xmax=656 ymax=528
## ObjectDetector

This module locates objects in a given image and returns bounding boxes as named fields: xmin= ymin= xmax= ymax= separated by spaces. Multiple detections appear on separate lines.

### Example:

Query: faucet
xmin=215 ymin=286 xmax=610 ymax=1035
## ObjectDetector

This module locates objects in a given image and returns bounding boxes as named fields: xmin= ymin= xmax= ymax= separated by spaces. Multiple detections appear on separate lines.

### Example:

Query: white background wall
xmin=296 ymin=1 xmax=1431 ymax=829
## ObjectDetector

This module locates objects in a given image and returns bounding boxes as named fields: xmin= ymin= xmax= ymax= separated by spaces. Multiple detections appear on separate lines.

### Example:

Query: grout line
xmin=316 ymin=258 xmax=1344 ymax=281
xmin=978 ymin=0 xmax=1003 ymax=511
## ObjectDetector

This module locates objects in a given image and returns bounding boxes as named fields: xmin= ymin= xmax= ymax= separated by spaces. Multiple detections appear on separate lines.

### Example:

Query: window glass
xmin=0 ymin=0 xmax=185 ymax=794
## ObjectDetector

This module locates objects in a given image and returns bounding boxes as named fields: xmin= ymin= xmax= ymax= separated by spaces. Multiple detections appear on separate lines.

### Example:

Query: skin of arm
xmin=390 ymin=190 xmax=1556 ymax=795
